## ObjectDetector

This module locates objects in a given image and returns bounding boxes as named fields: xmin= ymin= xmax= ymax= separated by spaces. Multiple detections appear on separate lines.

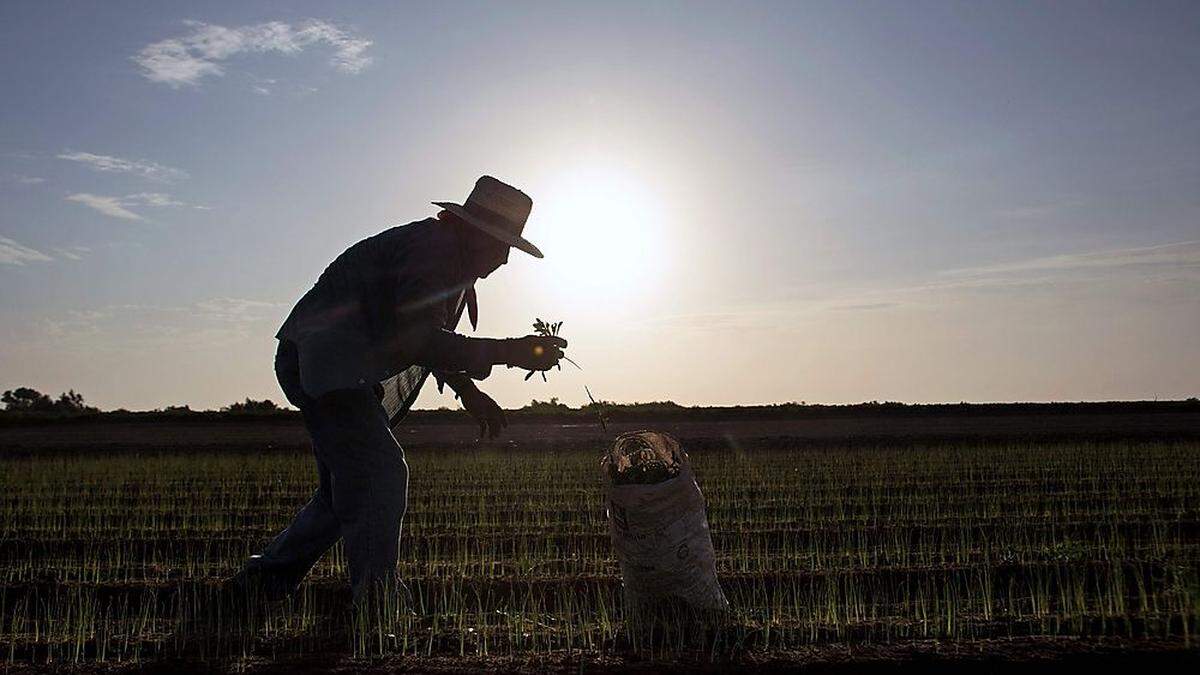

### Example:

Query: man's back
xmin=277 ymin=218 xmax=464 ymax=345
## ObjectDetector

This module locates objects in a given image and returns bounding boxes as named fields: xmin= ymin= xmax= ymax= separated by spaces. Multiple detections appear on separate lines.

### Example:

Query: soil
xmin=3 ymin=637 xmax=1196 ymax=673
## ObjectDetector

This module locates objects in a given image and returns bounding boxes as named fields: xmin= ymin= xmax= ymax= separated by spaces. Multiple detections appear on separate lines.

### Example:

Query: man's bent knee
xmin=376 ymin=455 xmax=408 ymax=517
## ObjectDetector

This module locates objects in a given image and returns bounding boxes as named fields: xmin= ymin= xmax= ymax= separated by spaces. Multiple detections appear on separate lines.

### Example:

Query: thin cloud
xmin=125 ymin=192 xmax=186 ymax=207
xmin=0 ymin=236 xmax=53 ymax=265
xmin=654 ymin=241 xmax=1200 ymax=332
xmin=992 ymin=198 xmax=1085 ymax=221
xmin=134 ymin=19 xmax=373 ymax=89
xmin=827 ymin=241 xmax=1200 ymax=307
xmin=66 ymin=193 xmax=145 ymax=221
xmin=57 ymin=151 xmax=188 ymax=182
xmin=828 ymin=302 xmax=898 ymax=311
xmin=66 ymin=192 xmax=205 ymax=220
xmin=52 ymin=246 xmax=91 ymax=261
xmin=195 ymin=297 xmax=286 ymax=322
xmin=1 ymin=174 xmax=46 ymax=185
xmin=943 ymin=241 xmax=1200 ymax=278
xmin=248 ymin=75 xmax=277 ymax=95
xmin=32 ymin=298 xmax=286 ymax=351
xmin=124 ymin=192 xmax=206 ymax=209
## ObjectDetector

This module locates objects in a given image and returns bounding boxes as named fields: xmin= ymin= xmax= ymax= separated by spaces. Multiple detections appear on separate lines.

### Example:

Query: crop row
xmin=1 ymin=440 xmax=1197 ymax=664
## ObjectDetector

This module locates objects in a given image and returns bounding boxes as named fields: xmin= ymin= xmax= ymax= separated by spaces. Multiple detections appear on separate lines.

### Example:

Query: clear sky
xmin=1 ymin=1 xmax=1197 ymax=411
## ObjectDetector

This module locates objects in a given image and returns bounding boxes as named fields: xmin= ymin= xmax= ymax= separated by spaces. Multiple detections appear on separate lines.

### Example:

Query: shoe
xmin=224 ymin=558 xmax=295 ymax=603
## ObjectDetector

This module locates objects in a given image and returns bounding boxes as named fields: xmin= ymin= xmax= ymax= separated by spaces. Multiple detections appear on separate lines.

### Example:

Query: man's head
xmin=433 ymin=176 xmax=544 ymax=280
xmin=439 ymin=209 xmax=511 ymax=279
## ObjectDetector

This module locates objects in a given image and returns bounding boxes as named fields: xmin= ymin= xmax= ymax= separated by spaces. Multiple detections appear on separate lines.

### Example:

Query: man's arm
xmin=436 ymin=371 xmax=476 ymax=395
xmin=437 ymin=370 xmax=509 ymax=440
xmin=416 ymin=330 xmax=503 ymax=377
xmin=410 ymin=328 xmax=566 ymax=376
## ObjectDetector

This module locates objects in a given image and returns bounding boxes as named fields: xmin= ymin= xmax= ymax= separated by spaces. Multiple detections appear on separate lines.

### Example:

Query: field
xmin=1 ymin=421 xmax=1199 ymax=672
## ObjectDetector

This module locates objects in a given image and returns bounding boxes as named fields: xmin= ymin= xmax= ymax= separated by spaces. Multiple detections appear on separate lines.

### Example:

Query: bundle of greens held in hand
xmin=524 ymin=317 xmax=609 ymax=433
xmin=524 ymin=317 xmax=581 ymax=381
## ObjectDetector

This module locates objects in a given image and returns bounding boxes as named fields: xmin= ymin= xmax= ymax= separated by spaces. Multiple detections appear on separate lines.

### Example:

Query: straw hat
xmin=433 ymin=176 xmax=543 ymax=258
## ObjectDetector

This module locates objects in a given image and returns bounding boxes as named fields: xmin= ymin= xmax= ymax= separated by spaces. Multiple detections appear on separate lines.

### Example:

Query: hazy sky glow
xmin=1 ymin=1 xmax=1197 ymax=410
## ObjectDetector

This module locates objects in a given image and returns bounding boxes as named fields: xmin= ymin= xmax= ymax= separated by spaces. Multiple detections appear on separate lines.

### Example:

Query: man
xmin=234 ymin=176 xmax=568 ymax=603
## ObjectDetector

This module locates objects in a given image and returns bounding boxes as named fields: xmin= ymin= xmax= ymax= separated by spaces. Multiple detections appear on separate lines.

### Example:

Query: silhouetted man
xmin=234 ymin=176 xmax=567 ymax=603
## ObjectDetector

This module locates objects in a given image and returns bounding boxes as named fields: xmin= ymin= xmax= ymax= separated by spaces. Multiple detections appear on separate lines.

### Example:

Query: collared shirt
xmin=277 ymin=218 xmax=497 ymax=402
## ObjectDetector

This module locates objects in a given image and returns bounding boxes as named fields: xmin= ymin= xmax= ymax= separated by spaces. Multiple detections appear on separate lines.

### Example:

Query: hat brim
xmin=432 ymin=202 xmax=544 ymax=258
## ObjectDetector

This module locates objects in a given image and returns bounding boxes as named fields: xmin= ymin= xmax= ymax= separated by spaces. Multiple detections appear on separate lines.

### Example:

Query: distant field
xmin=2 ymin=407 xmax=1198 ymax=454
xmin=1 ymin=431 xmax=1198 ymax=671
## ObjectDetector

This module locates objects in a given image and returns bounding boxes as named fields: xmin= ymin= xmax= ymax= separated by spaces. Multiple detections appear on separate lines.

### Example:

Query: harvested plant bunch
xmin=523 ymin=317 xmax=580 ymax=381
xmin=602 ymin=431 xmax=686 ymax=485
xmin=529 ymin=316 xmax=608 ymax=433
xmin=532 ymin=317 xmax=562 ymax=339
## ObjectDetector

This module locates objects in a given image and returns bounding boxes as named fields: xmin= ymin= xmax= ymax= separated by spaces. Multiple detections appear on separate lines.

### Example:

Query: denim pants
xmin=249 ymin=339 xmax=409 ymax=601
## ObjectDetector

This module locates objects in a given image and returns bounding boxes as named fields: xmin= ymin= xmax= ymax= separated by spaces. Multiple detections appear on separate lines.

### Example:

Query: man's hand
xmin=502 ymin=335 xmax=568 ymax=372
xmin=458 ymin=383 xmax=508 ymax=440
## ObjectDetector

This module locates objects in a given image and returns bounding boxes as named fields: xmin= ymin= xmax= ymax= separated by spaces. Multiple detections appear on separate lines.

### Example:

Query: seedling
xmin=525 ymin=317 xmax=581 ymax=381
xmin=528 ymin=318 xmax=608 ymax=433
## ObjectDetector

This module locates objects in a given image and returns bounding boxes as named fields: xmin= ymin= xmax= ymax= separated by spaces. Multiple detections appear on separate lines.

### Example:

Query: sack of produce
xmin=602 ymin=431 xmax=729 ymax=614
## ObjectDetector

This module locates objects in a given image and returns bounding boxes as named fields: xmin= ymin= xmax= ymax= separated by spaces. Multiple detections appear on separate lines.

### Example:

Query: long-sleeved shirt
xmin=276 ymin=218 xmax=497 ymax=406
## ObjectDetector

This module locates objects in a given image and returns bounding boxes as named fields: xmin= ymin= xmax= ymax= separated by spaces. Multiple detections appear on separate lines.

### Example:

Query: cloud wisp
xmin=57 ymin=151 xmax=188 ymax=182
xmin=646 ymin=240 xmax=1200 ymax=334
xmin=66 ymin=192 xmax=207 ymax=221
xmin=827 ymin=302 xmax=899 ymax=311
xmin=66 ymin=193 xmax=145 ymax=221
xmin=0 ymin=236 xmax=54 ymax=265
xmin=32 ymin=298 xmax=287 ymax=352
xmin=942 ymin=241 xmax=1200 ymax=279
xmin=848 ymin=241 xmax=1200 ymax=304
xmin=0 ymin=239 xmax=89 ymax=266
xmin=52 ymin=246 xmax=91 ymax=261
xmin=1 ymin=174 xmax=46 ymax=185
xmin=134 ymin=19 xmax=373 ymax=89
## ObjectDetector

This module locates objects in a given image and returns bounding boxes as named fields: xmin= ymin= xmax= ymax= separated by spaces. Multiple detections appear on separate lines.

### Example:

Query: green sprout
xmin=525 ymin=317 xmax=582 ymax=381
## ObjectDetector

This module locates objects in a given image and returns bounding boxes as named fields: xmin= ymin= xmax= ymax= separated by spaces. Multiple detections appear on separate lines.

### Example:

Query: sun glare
xmin=531 ymin=166 xmax=668 ymax=303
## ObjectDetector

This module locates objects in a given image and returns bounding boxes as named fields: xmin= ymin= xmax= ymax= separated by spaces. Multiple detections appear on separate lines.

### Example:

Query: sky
xmin=1 ymin=1 xmax=1197 ymax=411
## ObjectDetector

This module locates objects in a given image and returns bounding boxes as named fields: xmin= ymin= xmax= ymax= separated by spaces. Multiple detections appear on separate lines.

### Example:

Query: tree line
xmin=3 ymin=385 xmax=1197 ymax=422
xmin=0 ymin=387 xmax=285 ymax=417
xmin=1 ymin=388 xmax=98 ymax=415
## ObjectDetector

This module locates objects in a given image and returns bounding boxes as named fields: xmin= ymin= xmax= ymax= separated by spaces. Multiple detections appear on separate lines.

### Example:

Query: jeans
xmin=248 ymin=339 xmax=409 ymax=602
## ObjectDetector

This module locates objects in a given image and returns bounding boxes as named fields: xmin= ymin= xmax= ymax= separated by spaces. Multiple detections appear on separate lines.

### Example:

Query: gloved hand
xmin=502 ymin=335 xmax=568 ymax=372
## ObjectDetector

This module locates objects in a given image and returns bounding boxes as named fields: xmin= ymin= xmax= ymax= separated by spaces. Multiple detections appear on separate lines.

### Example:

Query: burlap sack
xmin=602 ymin=431 xmax=729 ymax=612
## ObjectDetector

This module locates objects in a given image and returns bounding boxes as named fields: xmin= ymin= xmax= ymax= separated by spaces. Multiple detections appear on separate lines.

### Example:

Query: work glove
xmin=502 ymin=335 xmax=568 ymax=372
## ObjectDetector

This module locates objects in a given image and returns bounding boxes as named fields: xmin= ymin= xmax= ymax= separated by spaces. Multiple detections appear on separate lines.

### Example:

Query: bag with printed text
xmin=602 ymin=431 xmax=729 ymax=614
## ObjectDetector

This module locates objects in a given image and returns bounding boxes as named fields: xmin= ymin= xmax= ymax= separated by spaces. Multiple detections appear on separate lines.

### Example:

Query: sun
xmin=530 ymin=165 xmax=668 ymax=303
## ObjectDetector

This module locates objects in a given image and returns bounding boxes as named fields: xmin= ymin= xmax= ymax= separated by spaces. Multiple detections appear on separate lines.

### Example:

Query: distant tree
xmin=523 ymin=397 xmax=572 ymax=414
xmin=53 ymin=389 xmax=96 ymax=414
xmin=2 ymin=387 xmax=54 ymax=411
xmin=222 ymin=398 xmax=281 ymax=414
xmin=2 ymin=387 xmax=97 ymax=414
